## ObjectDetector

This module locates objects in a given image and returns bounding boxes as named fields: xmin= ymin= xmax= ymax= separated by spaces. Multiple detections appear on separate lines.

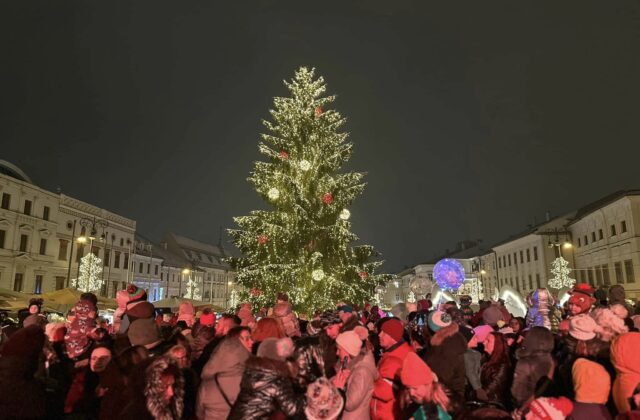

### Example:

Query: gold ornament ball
xmin=339 ymin=209 xmax=351 ymax=220
xmin=312 ymin=268 xmax=325 ymax=281
xmin=299 ymin=160 xmax=311 ymax=171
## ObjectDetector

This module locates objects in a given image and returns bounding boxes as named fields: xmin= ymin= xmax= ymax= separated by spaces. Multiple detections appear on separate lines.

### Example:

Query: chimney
xmin=545 ymin=211 xmax=551 ymax=222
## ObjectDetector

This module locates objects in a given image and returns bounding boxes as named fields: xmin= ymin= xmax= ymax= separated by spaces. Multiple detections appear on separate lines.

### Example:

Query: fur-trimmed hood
xmin=145 ymin=356 xmax=185 ymax=420
xmin=430 ymin=322 xmax=460 ymax=346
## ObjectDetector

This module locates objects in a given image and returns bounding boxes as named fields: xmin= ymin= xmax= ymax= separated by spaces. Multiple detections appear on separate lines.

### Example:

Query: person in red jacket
xmin=370 ymin=318 xmax=414 ymax=420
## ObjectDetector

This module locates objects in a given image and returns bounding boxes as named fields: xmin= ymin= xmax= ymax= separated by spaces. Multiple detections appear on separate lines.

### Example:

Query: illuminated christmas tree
xmin=184 ymin=277 xmax=201 ymax=300
xmin=548 ymin=256 xmax=576 ymax=289
xmin=229 ymin=67 xmax=391 ymax=313
xmin=228 ymin=289 xmax=239 ymax=309
xmin=72 ymin=253 xmax=103 ymax=292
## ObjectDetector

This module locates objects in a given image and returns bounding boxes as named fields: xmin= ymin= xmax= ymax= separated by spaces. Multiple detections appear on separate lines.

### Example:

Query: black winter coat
xmin=480 ymin=361 xmax=512 ymax=409
xmin=229 ymin=356 xmax=305 ymax=420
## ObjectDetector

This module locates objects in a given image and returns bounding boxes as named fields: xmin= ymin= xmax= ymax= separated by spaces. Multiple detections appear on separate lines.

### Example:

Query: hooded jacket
xmin=342 ymin=350 xmax=378 ymax=420
xmin=196 ymin=336 xmax=251 ymax=419
xmin=425 ymin=323 xmax=468 ymax=398
xmin=273 ymin=301 xmax=301 ymax=338
xmin=611 ymin=332 xmax=640 ymax=414
xmin=228 ymin=356 xmax=305 ymax=419
xmin=511 ymin=326 xmax=555 ymax=407
xmin=371 ymin=340 xmax=414 ymax=420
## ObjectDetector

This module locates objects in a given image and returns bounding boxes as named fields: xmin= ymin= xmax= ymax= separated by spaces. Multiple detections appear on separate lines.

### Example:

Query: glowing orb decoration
xmin=312 ymin=268 xmax=325 ymax=281
xmin=299 ymin=160 xmax=311 ymax=171
xmin=279 ymin=151 xmax=289 ymax=159
xmin=322 ymin=192 xmax=333 ymax=205
xmin=433 ymin=259 xmax=466 ymax=291
xmin=257 ymin=234 xmax=268 ymax=245
xmin=410 ymin=276 xmax=433 ymax=296
xmin=267 ymin=188 xmax=280 ymax=200
xmin=339 ymin=209 xmax=351 ymax=220
xmin=359 ymin=271 xmax=368 ymax=280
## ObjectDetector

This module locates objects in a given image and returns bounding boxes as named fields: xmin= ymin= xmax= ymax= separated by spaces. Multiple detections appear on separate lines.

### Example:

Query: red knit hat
xmin=200 ymin=311 xmax=215 ymax=327
xmin=528 ymin=396 xmax=573 ymax=419
xmin=401 ymin=352 xmax=434 ymax=387
xmin=381 ymin=319 xmax=404 ymax=342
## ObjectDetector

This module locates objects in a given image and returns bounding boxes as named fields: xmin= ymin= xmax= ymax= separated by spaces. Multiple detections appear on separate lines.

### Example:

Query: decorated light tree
xmin=229 ymin=67 xmax=391 ymax=313
xmin=548 ymin=256 xmax=576 ymax=289
xmin=184 ymin=277 xmax=201 ymax=301
xmin=72 ymin=253 xmax=103 ymax=292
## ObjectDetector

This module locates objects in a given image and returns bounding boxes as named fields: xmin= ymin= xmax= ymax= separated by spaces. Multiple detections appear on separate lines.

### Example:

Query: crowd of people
xmin=1 ymin=284 xmax=640 ymax=420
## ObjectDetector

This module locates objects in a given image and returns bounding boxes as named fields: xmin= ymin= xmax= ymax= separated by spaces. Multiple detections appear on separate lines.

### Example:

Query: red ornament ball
xmin=279 ymin=151 xmax=289 ymax=159
xmin=315 ymin=106 xmax=322 ymax=117
xmin=257 ymin=234 xmax=268 ymax=245
xmin=359 ymin=271 xmax=368 ymax=280
xmin=250 ymin=287 xmax=262 ymax=297
xmin=322 ymin=192 xmax=333 ymax=205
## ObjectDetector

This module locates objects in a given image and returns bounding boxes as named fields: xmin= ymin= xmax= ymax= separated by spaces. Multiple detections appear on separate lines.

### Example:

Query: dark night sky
xmin=2 ymin=1 xmax=640 ymax=272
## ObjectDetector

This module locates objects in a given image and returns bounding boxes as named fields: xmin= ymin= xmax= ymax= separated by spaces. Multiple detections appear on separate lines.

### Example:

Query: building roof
xmin=134 ymin=233 xmax=190 ymax=268
xmin=569 ymin=189 xmax=640 ymax=224
xmin=163 ymin=232 xmax=230 ymax=270
xmin=0 ymin=160 xmax=32 ymax=184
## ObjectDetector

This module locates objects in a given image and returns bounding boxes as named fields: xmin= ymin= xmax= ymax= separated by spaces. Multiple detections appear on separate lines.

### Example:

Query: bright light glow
xmin=312 ymin=269 xmax=325 ymax=281
xmin=499 ymin=289 xmax=527 ymax=317
xmin=480 ymin=269 xmax=487 ymax=275
xmin=77 ymin=236 xmax=87 ymax=244
xmin=299 ymin=160 xmax=311 ymax=171
xmin=339 ymin=209 xmax=351 ymax=220
xmin=182 ymin=268 xmax=191 ymax=275
xmin=184 ymin=277 xmax=201 ymax=300
xmin=267 ymin=188 xmax=280 ymax=200
xmin=393 ymin=281 xmax=399 ymax=288
xmin=72 ymin=253 xmax=103 ymax=292
xmin=563 ymin=242 xmax=573 ymax=249
xmin=433 ymin=259 xmax=465 ymax=291
xmin=228 ymin=281 xmax=233 ymax=285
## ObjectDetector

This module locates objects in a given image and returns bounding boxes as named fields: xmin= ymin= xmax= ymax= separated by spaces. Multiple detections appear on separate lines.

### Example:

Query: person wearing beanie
xmin=339 ymin=304 xmax=361 ymax=333
xmin=425 ymin=310 xmax=468 ymax=399
xmin=229 ymin=337 xmax=305 ymax=419
xmin=65 ymin=297 xmax=97 ymax=359
xmin=236 ymin=302 xmax=256 ymax=328
xmin=482 ymin=305 xmax=505 ymax=327
xmin=610 ymin=332 xmax=640 ymax=414
xmin=332 ymin=331 xmax=377 ymax=419
xmin=273 ymin=295 xmax=301 ymax=338
xmin=511 ymin=326 xmax=555 ymax=408
xmin=400 ymin=352 xmax=457 ymax=420
xmin=128 ymin=318 xmax=165 ymax=353
xmin=526 ymin=396 xmax=574 ymax=420
xmin=371 ymin=318 xmax=414 ymax=420
xmin=190 ymin=309 xmax=216 ymax=369
xmin=177 ymin=301 xmax=195 ymax=327
xmin=568 ymin=358 xmax=612 ymax=419
xmin=592 ymin=307 xmax=629 ymax=342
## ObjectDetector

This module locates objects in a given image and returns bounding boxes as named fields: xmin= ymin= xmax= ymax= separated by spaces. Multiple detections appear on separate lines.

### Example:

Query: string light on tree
xmin=548 ymin=256 xmax=576 ymax=289
xmin=228 ymin=289 xmax=239 ymax=309
xmin=407 ymin=290 xmax=416 ymax=303
xmin=72 ymin=253 xmax=103 ymax=292
xmin=228 ymin=67 xmax=392 ymax=313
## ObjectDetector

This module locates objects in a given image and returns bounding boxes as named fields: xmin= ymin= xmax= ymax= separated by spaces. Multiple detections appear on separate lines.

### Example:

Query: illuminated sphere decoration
xmin=267 ymin=188 xmax=280 ymax=200
xmin=312 ymin=268 xmax=325 ymax=281
xmin=410 ymin=276 xmax=433 ymax=296
xmin=299 ymin=159 xmax=311 ymax=171
xmin=339 ymin=209 xmax=351 ymax=220
xmin=433 ymin=258 xmax=466 ymax=291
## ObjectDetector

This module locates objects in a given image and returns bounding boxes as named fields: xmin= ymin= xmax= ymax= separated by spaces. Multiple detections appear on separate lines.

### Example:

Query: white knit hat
xmin=569 ymin=314 xmax=600 ymax=341
xmin=336 ymin=331 xmax=362 ymax=357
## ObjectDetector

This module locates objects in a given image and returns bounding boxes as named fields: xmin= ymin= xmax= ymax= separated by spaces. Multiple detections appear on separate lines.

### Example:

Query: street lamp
xmin=180 ymin=268 xmax=190 ymax=298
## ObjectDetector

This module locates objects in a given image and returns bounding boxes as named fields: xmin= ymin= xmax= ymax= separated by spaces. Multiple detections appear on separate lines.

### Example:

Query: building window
xmin=123 ymin=253 xmax=129 ymax=270
xmin=43 ymin=206 xmax=50 ymax=221
xmin=114 ymin=251 xmax=121 ymax=268
xmin=91 ymin=246 xmax=99 ymax=257
xmin=14 ymin=273 xmax=23 ymax=292
xmin=39 ymin=238 xmax=47 ymax=255
xmin=19 ymin=234 xmax=28 ymax=252
xmin=514 ymin=253 xmax=518 ymax=266
xmin=621 ymin=221 xmax=627 ymax=233
xmin=0 ymin=229 xmax=5 ymax=249
xmin=624 ymin=260 xmax=635 ymax=283
xmin=104 ymin=249 xmax=110 ymax=266
xmin=155 ymin=265 xmax=159 ymax=275
xmin=161 ymin=272 xmax=164 ymax=281
xmin=611 ymin=225 xmax=617 ymax=236
xmin=34 ymin=275 xmax=43 ymax=294
xmin=395 ymin=293 xmax=400 ymax=301
xmin=76 ymin=244 xmax=84 ymax=262
xmin=591 ymin=232 xmax=596 ymax=243
xmin=602 ymin=264 xmax=610 ymax=286
xmin=598 ymin=229 xmax=603 ymax=240
xmin=528 ymin=274 xmax=533 ymax=290
xmin=615 ymin=262 xmax=623 ymax=283
xmin=508 ymin=255 xmax=511 ymax=266
xmin=577 ymin=237 xmax=581 ymax=247
xmin=23 ymin=200 xmax=32 ymax=216
xmin=101 ymin=281 xmax=108 ymax=297
xmin=139 ymin=262 xmax=144 ymax=273
xmin=503 ymin=256 xmax=506 ymax=267
xmin=55 ymin=276 xmax=65 ymax=290
xmin=595 ymin=266 xmax=602 ymax=286
xmin=147 ymin=263 xmax=150 ymax=274
xmin=58 ymin=239 xmax=68 ymax=261
xmin=526 ymin=249 xmax=530 ymax=262
xmin=533 ymin=247 xmax=538 ymax=261
xmin=520 ymin=251 xmax=524 ymax=264
xmin=584 ymin=235 xmax=588 ymax=245
xmin=1 ymin=193 xmax=10 ymax=209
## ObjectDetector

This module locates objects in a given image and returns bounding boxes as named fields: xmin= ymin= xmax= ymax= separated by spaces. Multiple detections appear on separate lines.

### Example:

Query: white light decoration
xmin=548 ymin=256 xmax=576 ymax=289
xmin=184 ymin=277 xmax=201 ymax=301
xmin=339 ymin=209 xmax=351 ymax=220
xmin=267 ymin=187 xmax=280 ymax=200
xmin=72 ymin=253 xmax=103 ymax=292
xmin=498 ymin=286 xmax=527 ymax=318
xmin=299 ymin=159 xmax=311 ymax=171
xmin=312 ymin=268 xmax=325 ymax=281
xmin=407 ymin=290 xmax=416 ymax=303
xmin=228 ymin=289 xmax=239 ymax=309
xmin=393 ymin=281 xmax=399 ymax=288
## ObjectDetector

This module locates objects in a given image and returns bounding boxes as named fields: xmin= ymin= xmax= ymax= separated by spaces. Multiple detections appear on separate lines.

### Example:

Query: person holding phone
xmin=332 ymin=330 xmax=377 ymax=420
